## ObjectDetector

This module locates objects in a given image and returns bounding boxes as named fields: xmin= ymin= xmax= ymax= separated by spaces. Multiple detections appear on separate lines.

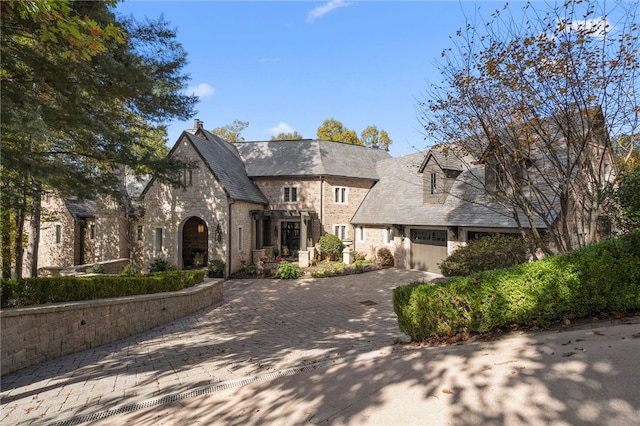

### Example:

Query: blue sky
xmin=115 ymin=1 xmax=513 ymax=157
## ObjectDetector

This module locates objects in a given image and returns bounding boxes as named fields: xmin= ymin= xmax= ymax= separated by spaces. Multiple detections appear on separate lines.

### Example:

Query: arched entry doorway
xmin=182 ymin=217 xmax=208 ymax=267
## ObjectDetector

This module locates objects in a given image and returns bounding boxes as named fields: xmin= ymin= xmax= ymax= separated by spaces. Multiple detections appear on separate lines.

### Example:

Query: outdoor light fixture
xmin=215 ymin=223 xmax=222 ymax=243
xmin=197 ymin=223 xmax=205 ymax=233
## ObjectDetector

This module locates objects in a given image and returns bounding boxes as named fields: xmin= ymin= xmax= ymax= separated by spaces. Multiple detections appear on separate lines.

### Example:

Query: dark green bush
xmin=317 ymin=234 xmax=344 ymax=261
xmin=1 ymin=270 xmax=205 ymax=308
xmin=275 ymin=261 xmax=302 ymax=279
xmin=377 ymin=247 xmax=394 ymax=267
xmin=440 ymin=234 xmax=530 ymax=277
xmin=393 ymin=232 xmax=640 ymax=341
xmin=149 ymin=258 xmax=177 ymax=273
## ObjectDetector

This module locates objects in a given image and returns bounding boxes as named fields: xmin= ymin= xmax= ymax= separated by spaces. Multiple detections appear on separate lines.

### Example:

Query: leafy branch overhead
xmin=1 ymin=0 xmax=197 ymax=278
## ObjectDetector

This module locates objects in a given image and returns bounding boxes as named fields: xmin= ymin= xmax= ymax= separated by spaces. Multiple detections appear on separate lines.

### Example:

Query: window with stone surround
xmin=155 ymin=227 xmax=163 ymax=251
xmin=333 ymin=186 xmax=348 ymax=204
xmin=237 ymin=226 xmax=243 ymax=251
xmin=55 ymin=224 xmax=62 ymax=244
xmin=430 ymin=172 xmax=437 ymax=194
xmin=89 ymin=224 xmax=95 ymax=239
xmin=334 ymin=224 xmax=347 ymax=240
xmin=283 ymin=186 xmax=298 ymax=203
xmin=356 ymin=226 xmax=365 ymax=242
xmin=383 ymin=227 xmax=393 ymax=244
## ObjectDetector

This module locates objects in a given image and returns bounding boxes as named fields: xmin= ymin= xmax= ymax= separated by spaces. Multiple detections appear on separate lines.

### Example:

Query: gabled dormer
xmin=418 ymin=146 xmax=463 ymax=204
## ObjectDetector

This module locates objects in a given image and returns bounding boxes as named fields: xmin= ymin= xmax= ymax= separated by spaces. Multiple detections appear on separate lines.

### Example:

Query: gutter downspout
xmin=227 ymin=198 xmax=235 ymax=278
xmin=320 ymin=176 xmax=324 ymax=235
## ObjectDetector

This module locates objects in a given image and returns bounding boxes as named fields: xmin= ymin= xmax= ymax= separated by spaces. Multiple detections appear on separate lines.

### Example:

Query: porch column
xmin=300 ymin=211 xmax=309 ymax=251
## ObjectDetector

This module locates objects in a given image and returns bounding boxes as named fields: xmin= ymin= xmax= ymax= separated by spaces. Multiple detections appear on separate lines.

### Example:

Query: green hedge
xmin=393 ymin=232 xmax=640 ymax=341
xmin=439 ymin=234 xmax=530 ymax=277
xmin=1 ymin=270 xmax=206 ymax=308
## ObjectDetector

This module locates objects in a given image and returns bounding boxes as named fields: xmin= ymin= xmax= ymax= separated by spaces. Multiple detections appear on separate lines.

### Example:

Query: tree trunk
xmin=1 ymin=202 xmax=12 ymax=279
xmin=26 ymin=181 xmax=42 ymax=277
xmin=14 ymin=203 xmax=26 ymax=279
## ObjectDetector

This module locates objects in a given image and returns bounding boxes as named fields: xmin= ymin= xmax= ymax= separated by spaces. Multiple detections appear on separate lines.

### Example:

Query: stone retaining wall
xmin=0 ymin=279 xmax=224 ymax=376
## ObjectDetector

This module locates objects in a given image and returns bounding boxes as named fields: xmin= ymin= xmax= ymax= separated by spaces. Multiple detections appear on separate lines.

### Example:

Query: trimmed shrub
xmin=440 ymin=234 xmax=530 ymax=277
xmin=393 ymin=232 xmax=640 ymax=341
xmin=275 ymin=261 xmax=302 ymax=279
xmin=149 ymin=258 xmax=177 ymax=273
xmin=1 ymin=270 xmax=206 ymax=308
xmin=377 ymin=247 xmax=394 ymax=267
xmin=317 ymin=234 xmax=344 ymax=261
xmin=121 ymin=263 xmax=140 ymax=276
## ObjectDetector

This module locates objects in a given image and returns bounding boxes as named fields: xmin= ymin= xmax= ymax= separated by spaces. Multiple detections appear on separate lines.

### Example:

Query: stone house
xmin=35 ymin=194 xmax=97 ymax=273
xmin=34 ymin=173 xmax=146 ymax=275
xmin=34 ymin=111 xmax=612 ymax=276
xmin=140 ymin=121 xmax=390 ymax=276
xmin=352 ymin=111 xmax=615 ymax=273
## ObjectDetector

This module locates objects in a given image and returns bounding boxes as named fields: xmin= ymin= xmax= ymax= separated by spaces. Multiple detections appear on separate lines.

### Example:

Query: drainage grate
xmin=360 ymin=300 xmax=377 ymax=306
xmin=49 ymin=358 xmax=344 ymax=426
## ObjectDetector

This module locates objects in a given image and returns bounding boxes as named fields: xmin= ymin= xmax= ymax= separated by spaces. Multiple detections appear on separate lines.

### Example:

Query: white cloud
xmin=267 ymin=122 xmax=295 ymax=136
xmin=187 ymin=83 xmax=215 ymax=98
xmin=559 ymin=17 xmax=612 ymax=40
xmin=259 ymin=57 xmax=281 ymax=63
xmin=306 ymin=0 xmax=351 ymax=24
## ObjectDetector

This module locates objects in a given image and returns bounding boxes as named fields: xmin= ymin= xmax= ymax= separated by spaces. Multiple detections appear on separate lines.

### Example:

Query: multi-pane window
xmin=430 ymin=172 xmax=437 ymax=194
xmin=334 ymin=225 xmax=347 ymax=240
xmin=334 ymin=186 xmax=347 ymax=204
xmin=283 ymin=186 xmax=298 ymax=203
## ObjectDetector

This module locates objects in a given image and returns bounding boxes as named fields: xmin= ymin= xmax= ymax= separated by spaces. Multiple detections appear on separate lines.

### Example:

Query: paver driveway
xmin=0 ymin=268 xmax=438 ymax=426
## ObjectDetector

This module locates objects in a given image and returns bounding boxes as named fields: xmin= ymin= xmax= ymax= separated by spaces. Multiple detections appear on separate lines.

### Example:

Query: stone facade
xmin=143 ymin=136 xmax=231 ymax=272
xmin=35 ymin=193 xmax=96 ymax=274
xmin=142 ymin=136 xmax=266 ymax=275
xmin=94 ymin=196 xmax=130 ymax=263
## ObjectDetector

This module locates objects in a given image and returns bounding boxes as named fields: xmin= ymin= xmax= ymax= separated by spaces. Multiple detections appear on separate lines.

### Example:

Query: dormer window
xmin=430 ymin=172 xmax=437 ymax=194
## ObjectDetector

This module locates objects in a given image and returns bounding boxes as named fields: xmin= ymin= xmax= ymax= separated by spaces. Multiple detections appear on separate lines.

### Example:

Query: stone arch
xmin=182 ymin=216 xmax=208 ymax=268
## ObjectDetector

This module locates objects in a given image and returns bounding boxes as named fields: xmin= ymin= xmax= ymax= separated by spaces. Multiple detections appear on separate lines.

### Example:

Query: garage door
xmin=410 ymin=229 xmax=448 ymax=273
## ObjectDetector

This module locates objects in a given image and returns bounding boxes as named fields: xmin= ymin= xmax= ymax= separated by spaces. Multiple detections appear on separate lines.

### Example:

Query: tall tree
xmin=1 ymin=0 xmax=197 ymax=277
xmin=418 ymin=0 xmax=639 ymax=253
xmin=211 ymin=119 xmax=249 ymax=142
xmin=317 ymin=118 xmax=360 ymax=145
xmin=360 ymin=125 xmax=392 ymax=151
xmin=270 ymin=131 xmax=303 ymax=141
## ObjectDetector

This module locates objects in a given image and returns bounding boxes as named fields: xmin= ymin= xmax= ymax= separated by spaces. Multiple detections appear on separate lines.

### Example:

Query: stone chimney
xmin=194 ymin=119 xmax=204 ymax=130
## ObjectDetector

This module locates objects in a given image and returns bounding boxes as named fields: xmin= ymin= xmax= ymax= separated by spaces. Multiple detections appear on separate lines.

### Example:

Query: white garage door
xmin=410 ymin=229 xmax=448 ymax=273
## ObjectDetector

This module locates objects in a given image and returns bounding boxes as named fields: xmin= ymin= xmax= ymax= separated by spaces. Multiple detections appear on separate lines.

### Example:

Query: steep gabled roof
xmin=235 ymin=140 xmax=391 ymax=180
xmin=352 ymin=148 xmax=551 ymax=228
xmin=185 ymin=132 xmax=268 ymax=204
xmin=418 ymin=145 xmax=465 ymax=173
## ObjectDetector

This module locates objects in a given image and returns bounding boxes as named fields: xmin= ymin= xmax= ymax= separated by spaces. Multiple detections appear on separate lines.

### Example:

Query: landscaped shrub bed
xmin=0 ymin=270 xmax=206 ymax=308
xmin=393 ymin=232 xmax=640 ymax=341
